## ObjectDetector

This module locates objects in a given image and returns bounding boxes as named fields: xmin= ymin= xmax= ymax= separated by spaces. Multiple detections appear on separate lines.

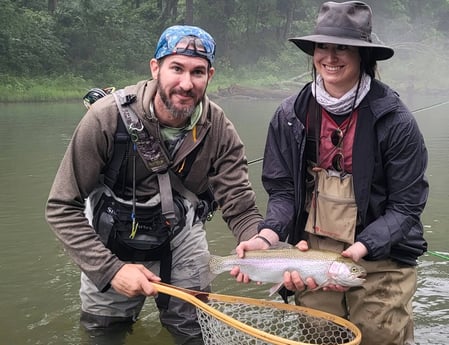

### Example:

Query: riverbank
xmin=0 ymin=71 xmax=306 ymax=103
xmin=0 ymin=84 xmax=297 ymax=103
xmin=2 ymin=73 xmax=447 ymax=106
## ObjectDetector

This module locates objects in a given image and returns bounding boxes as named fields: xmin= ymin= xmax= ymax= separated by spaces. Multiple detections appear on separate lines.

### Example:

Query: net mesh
xmin=197 ymin=299 xmax=360 ymax=345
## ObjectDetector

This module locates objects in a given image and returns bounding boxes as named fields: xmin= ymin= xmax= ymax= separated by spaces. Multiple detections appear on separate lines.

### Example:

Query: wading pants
xmin=295 ymin=236 xmax=417 ymax=345
xmin=79 ymin=200 xmax=209 ymax=345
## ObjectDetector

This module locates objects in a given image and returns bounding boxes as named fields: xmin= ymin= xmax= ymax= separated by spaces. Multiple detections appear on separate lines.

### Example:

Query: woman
xmin=233 ymin=2 xmax=428 ymax=345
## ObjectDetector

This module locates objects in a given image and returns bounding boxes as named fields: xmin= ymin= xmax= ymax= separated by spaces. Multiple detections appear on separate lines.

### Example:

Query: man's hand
xmin=111 ymin=263 xmax=161 ymax=297
xmin=230 ymin=237 xmax=265 ymax=283
xmin=230 ymin=229 xmax=279 ymax=283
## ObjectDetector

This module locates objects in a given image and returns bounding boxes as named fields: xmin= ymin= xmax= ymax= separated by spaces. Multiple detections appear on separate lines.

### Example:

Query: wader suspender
xmin=309 ymin=100 xmax=321 ymax=235
xmin=111 ymin=89 xmax=199 ymax=309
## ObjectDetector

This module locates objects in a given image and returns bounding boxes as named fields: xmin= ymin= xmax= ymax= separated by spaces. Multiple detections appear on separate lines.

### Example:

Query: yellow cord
xmin=130 ymin=219 xmax=138 ymax=239
xmin=192 ymin=125 xmax=197 ymax=142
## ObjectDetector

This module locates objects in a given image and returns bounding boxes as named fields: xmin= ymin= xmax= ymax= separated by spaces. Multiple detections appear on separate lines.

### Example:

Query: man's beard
xmin=157 ymin=79 xmax=199 ymax=121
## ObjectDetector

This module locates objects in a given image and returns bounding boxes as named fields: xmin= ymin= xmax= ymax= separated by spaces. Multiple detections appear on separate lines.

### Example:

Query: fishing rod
xmin=247 ymin=98 xmax=449 ymax=166
xmin=427 ymin=250 xmax=449 ymax=261
xmin=411 ymin=99 xmax=449 ymax=114
xmin=247 ymin=157 xmax=263 ymax=165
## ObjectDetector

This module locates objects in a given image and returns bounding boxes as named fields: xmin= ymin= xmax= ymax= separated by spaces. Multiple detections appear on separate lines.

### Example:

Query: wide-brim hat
xmin=289 ymin=1 xmax=394 ymax=61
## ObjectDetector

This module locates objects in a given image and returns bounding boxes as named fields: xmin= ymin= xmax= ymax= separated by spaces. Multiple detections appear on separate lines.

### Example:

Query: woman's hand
xmin=283 ymin=240 xmax=317 ymax=291
xmin=341 ymin=241 xmax=368 ymax=262
xmin=283 ymin=240 xmax=349 ymax=292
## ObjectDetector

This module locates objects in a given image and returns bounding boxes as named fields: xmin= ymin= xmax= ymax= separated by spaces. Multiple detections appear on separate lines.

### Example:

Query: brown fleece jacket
xmin=45 ymin=79 xmax=262 ymax=291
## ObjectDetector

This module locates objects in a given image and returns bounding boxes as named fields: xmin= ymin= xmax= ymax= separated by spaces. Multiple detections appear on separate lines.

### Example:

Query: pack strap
xmin=112 ymin=89 xmax=200 ymax=221
xmin=157 ymin=172 xmax=176 ymax=224
xmin=104 ymin=115 xmax=130 ymax=190
xmin=168 ymin=170 xmax=199 ymax=210
xmin=157 ymin=170 xmax=200 ymax=225
xmin=112 ymin=90 xmax=170 ymax=173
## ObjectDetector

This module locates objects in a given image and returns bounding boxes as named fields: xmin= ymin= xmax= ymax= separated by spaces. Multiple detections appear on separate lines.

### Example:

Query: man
xmin=46 ymin=25 xmax=263 ymax=345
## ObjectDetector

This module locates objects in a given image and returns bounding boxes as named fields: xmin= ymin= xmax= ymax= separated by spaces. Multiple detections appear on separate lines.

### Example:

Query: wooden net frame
xmin=153 ymin=282 xmax=361 ymax=345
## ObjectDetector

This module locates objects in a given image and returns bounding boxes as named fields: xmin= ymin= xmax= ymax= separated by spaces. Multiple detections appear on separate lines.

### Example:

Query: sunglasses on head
xmin=173 ymin=36 xmax=215 ymax=63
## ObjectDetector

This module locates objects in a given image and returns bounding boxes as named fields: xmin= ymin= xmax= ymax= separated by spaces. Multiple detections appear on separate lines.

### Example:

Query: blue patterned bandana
xmin=154 ymin=25 xmax=216 ymax=65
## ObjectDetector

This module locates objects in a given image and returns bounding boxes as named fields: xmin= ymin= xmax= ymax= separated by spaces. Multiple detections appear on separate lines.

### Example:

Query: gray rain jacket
xmin=258 ymin=80 xmax=428 ymax=266
xmin=46 ymin=80 xmax=262 ymax=291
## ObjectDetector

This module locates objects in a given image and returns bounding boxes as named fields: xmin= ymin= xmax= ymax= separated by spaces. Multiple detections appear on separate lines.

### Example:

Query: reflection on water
xmin=0 ymin=98 xmax=448 ymax=345
xmin=414 ymin=258 xmax=449 ymax=345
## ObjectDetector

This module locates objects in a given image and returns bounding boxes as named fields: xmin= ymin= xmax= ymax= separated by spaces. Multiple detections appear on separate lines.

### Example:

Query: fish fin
xmin=268 ymin=282 xmax=284 ymax=296
xmin=229 ymin=241 xmax=294 ymax=252
xmin=311 ymin=280 xmax=329 ymax=291
xmin=270 ymin=241 xmax=295 ymax=250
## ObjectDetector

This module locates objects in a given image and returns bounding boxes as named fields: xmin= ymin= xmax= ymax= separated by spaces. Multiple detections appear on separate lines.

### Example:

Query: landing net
xmin=196 ymin=295 xmax=361 ymax=345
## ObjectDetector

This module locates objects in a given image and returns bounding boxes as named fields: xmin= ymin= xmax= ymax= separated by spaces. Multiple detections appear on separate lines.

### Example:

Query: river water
xmin=0 ymin=95 xmax=448 ymax=345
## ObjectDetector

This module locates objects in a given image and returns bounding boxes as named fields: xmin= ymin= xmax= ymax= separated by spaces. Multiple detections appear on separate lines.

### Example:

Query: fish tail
xmin=197 ymin=252 xmax=219 ymax=289
xmin=208 ymin=255 xmax=225 ymax=274
xmin=200 ymin=271 xmax=217 ymax=290
xmin=201 ymin=254 xmax=229 ymax=289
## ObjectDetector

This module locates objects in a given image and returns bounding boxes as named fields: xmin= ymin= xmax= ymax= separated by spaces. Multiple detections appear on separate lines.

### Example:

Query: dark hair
xmin=359 ymin=47 xmax=377 ymax=79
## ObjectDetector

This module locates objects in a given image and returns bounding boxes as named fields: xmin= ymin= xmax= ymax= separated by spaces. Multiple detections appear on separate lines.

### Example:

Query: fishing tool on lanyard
xmin=127 ymin=120 xmax=144 ymax=239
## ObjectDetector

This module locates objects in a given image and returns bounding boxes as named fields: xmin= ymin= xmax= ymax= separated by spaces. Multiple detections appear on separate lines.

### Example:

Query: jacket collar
xmin=361 ymin=79 xmax=401 ymax=121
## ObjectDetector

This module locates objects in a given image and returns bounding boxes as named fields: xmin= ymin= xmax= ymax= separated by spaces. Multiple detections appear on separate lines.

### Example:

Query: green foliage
xmin=53 ymin=1 xmax=155 ymax=81
xmin=0 ymin=0 xmax=65 ymax=75
xmin=1 ymin=0 xmax=449 ymax=102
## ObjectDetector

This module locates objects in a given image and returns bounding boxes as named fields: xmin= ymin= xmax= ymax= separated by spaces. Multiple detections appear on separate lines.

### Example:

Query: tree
xmin=1 ymin=0 xmax=448 ymax=93
xmin=0 ymin=0 xmax=65 ymax=75
xmin=48 ymin=0 xmax=57 ymax=13
xmin=160 ymin=0 xmax=179 ymax=23
xmin=185 ymin=0 xmax=193 ymax=24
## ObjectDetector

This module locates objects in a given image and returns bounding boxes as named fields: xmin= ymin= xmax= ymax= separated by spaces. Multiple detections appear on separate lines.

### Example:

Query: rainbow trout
xmin=208 ymin=248 xmax=366 ymax=295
